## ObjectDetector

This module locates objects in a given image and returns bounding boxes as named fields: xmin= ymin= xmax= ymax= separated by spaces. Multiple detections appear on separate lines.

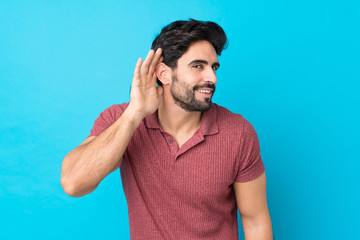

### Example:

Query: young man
xmin=61 ymin=19 xmax=273 ymax=239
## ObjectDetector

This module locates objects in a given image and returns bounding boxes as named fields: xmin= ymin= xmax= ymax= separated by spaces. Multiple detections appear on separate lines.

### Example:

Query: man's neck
xmin=157 ymin=99 xmax=203 ymax=142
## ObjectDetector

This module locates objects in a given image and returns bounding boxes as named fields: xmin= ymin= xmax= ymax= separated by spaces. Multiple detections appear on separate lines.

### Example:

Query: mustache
xmin=193 ymin=83 xmax=216 ymax=91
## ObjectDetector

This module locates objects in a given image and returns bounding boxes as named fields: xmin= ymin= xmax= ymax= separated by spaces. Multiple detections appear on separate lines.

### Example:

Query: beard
xmin=170 ymin=74 xmax=215 ymax=112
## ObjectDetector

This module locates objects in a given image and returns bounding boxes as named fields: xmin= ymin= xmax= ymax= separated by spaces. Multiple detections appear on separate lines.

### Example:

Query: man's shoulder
xmin=105 ymin=102 xmax=129 ymax=113
xmin=105 ymin=102 xmax=129 ymax=112
xmin=97 ymin=102 xmax=129 ymax=122
xmin=213 ymin=103 xmax=255 ymax=133
xmin=89 ymin=102 xmax=129 ymax=137
xmin=213 ymin=103 xmax=244 ymax=123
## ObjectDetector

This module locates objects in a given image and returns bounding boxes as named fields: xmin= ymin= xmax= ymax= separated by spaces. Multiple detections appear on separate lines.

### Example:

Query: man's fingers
xmin=136 ymin=49 xmax=162 ymax=86
xmin=158 ymin=56 xmax=164 ymax=64
xmin=152 ymin=71 xmax=157 ymax=81
xmin=133 ymin=58 xmax=143 ymax=81
xmin=141 ymin=50 xmax=155 ymax=75
xmin=148 ymin=48 xmax=162 ymax=75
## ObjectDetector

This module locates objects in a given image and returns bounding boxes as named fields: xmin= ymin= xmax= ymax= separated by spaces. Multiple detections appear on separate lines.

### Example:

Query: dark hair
xmin=151 ymin=19 xmax=228 ymax=85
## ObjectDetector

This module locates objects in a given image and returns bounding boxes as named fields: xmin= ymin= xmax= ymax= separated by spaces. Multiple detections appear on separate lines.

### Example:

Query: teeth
xmin=198 ymin=90 xmax=211 ymax=93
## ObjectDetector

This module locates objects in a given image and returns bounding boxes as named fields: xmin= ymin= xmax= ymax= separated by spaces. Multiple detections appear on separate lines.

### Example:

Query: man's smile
xmin=197 ymin=89 xmax=212 ymax=93
xmin=196 ymin=88 xmax=214 ymax=98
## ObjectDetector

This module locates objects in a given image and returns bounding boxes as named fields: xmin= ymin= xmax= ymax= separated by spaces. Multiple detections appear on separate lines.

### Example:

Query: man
xmin=61 ymin=19 xmax=273 ymax=239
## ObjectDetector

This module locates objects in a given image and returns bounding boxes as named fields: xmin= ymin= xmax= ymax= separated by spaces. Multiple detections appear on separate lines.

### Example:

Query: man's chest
xmin=124 ymin=129 xmax=239 ymax=203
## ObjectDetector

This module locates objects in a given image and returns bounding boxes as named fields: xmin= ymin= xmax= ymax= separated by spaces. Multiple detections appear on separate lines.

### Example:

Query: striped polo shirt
xmin=89 ymin=103 xmax=265 ymax=239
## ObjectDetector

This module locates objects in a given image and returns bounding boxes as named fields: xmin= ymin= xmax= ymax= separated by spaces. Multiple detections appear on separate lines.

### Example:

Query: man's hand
xmin=128 ymin=48 xmax=164 ymax=120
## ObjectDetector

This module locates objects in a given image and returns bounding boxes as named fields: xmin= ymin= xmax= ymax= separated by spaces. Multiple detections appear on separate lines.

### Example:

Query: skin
xmin=156 ymin=41 xmax=219 ymax=145
xmin=60 ymin=40 xmax=272 ymax=239
xmin=234 ymin=173 xmax=273 ymax=239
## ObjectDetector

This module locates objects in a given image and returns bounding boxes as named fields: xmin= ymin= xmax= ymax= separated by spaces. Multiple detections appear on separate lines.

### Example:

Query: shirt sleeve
xmin=234 ymin=118 xmax=265 ymax=182
xmin=88 ymin=103 xmax=128 ymax=137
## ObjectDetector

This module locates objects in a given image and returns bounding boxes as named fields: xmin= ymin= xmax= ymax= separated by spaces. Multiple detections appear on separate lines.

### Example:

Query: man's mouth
xmin=197 ymin=89 xmax=212 ymax=94
xmin=193 ymin=83 xmax=216 ymax=99
xmin=194 ymin=83 xmax=215 ymax=94
xmin=195 ymin=88 xmax=214 ymax=98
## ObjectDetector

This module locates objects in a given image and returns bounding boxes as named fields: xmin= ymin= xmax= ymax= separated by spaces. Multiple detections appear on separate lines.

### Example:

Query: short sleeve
xmin=89 ymin=103 xmax=128 ymax=137
xmin=234 ymin=119 xmax=265 ymax=182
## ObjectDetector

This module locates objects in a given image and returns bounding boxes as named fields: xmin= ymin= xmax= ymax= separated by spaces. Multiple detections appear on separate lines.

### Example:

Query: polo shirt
xmin=89 ymin=102 xmax=265 ymax=240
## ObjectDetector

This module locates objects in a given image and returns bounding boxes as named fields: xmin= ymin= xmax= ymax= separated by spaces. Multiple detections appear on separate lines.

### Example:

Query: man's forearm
xmin=60 ymin=106 xmax=143 ymax=197
xmin=242 ymin=214 xmax=273 ymax=240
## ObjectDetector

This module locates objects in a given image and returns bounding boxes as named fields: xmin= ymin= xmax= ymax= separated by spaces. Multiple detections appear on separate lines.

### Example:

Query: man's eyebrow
xmin=188 ymin=59 xmax=220 ymax=68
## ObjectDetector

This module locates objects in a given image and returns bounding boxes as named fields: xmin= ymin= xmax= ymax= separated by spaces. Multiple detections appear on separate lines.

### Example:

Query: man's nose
xmin=204 ymin=67 xmax=217 ymax=84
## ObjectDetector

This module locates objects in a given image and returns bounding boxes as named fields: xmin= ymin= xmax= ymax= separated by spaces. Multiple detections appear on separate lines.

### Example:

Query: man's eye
xmin=212 ymin=65 xmax=220 ymax=71
xmin=193 ymin=64 xmax=202 ymax=69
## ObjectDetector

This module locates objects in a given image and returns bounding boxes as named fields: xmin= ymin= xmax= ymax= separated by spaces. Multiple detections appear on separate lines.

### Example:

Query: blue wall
xmin=1 ymin=1 xmax=359 ymax=239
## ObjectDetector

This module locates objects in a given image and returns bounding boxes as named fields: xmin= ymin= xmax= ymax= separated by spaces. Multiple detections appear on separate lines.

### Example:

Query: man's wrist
xmin=122 ymin=104 xmax=146 ymax=127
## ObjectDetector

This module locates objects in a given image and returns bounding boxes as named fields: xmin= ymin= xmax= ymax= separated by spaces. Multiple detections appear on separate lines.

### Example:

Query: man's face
xmin=169 ymin=40 xmax=219 ymax=112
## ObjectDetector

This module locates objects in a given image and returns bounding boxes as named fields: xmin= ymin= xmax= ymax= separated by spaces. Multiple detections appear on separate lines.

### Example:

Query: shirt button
xmin=169 ymin=139 xmax=173 ymax=144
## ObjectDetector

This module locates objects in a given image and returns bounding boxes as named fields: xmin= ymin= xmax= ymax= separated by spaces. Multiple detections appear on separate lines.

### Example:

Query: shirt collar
xmin=144 ymin=103 xmax=219 ymax=136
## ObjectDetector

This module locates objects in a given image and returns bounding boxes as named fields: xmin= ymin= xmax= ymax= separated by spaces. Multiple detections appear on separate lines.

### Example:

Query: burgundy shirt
xmin=89 ymin=103 xmax=265 ymax=240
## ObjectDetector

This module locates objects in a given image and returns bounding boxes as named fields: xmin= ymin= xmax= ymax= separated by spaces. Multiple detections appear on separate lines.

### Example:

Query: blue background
xmin=1 ymin=0 xmax=359 ymax=239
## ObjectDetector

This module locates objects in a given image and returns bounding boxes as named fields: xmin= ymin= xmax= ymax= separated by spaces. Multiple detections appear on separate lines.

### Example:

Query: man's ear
xmin=156 ymin=63 xmax=171 ymax=85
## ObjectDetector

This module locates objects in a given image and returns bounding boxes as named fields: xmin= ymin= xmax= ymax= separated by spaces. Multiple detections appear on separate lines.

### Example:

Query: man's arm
xmin=61 ymin=48 xmax=163 ymax=197
xmin=234 ymin=172 xmax=273 ymax=240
